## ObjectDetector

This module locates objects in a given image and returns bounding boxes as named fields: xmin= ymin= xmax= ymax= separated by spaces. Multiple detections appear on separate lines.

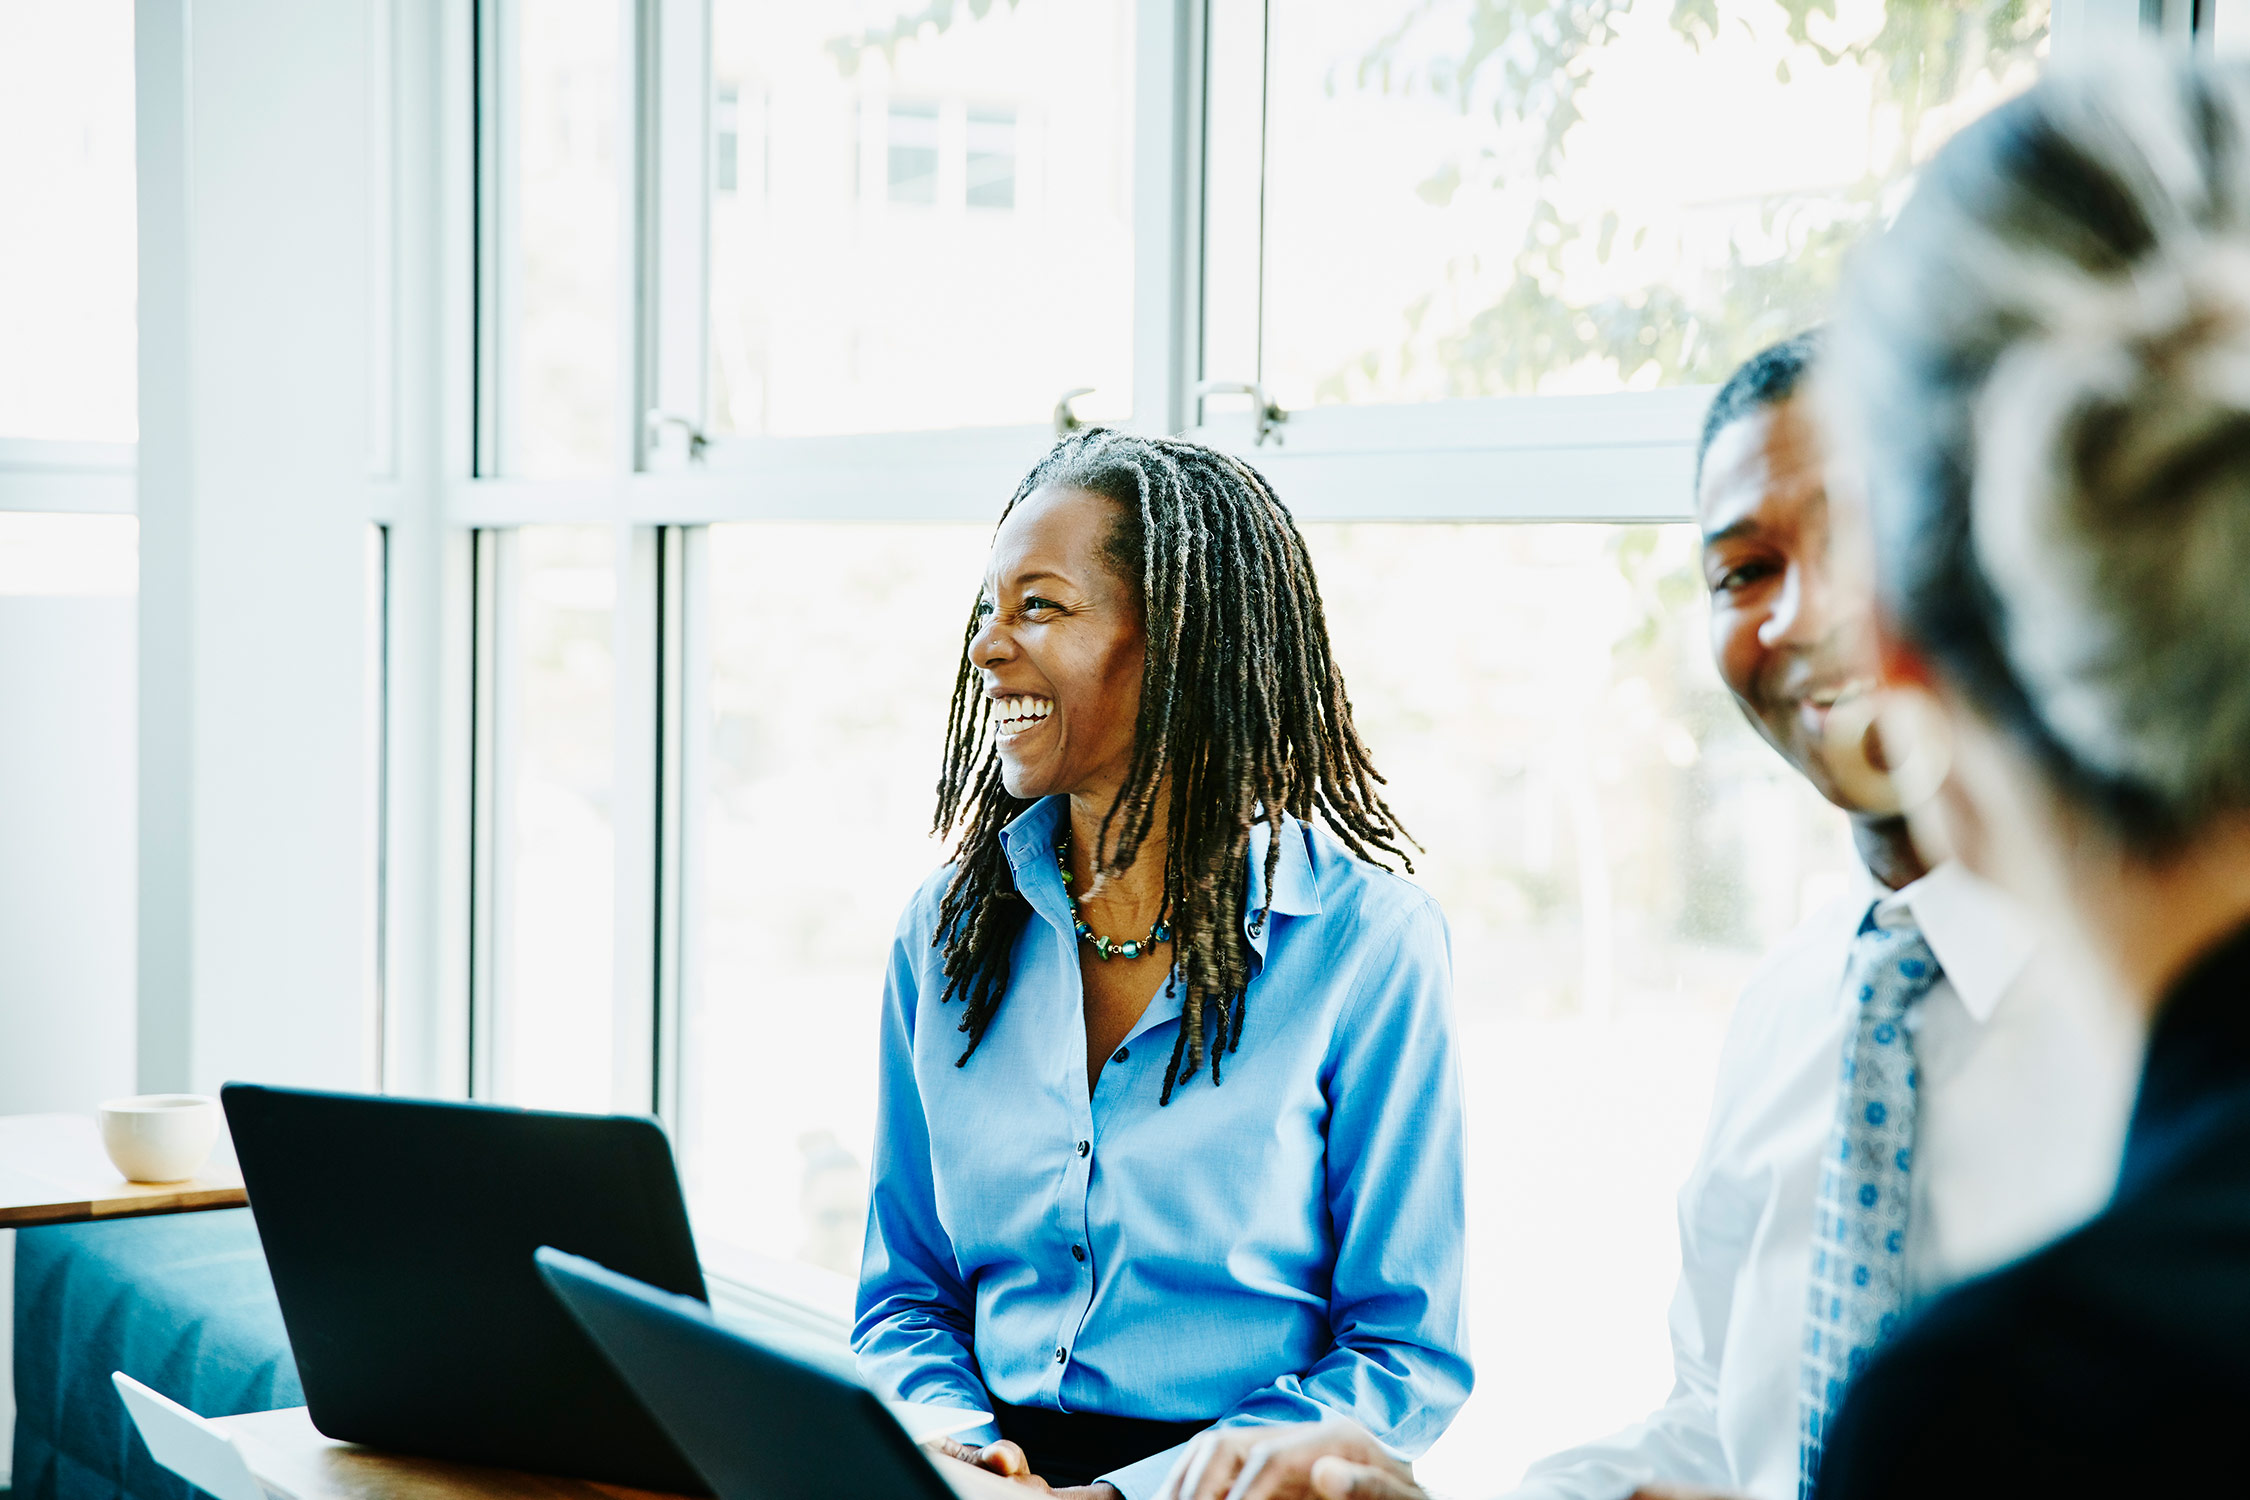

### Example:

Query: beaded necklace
xmin=1056 ymin=833 xmax=1172 ymax=962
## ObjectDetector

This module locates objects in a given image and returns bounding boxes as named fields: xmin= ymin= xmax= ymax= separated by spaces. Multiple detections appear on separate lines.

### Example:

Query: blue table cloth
xmin=12 ymin=1208 xmax=301 ymax=1500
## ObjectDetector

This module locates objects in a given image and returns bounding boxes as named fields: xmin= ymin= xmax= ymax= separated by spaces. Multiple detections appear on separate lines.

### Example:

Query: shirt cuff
xmin=1099 ymin=1439 xmax=1192 ymax=1500
xmin=948 ymin=1419 xmax=1002 ymax=1450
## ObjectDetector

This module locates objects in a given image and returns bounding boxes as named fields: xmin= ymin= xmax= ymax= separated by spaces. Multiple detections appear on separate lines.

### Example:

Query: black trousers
xmin=990 ymin=1399 xmax=1212 ymax=1490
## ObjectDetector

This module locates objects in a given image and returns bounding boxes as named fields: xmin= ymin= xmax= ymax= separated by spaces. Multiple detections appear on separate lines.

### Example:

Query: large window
xmin=483 ymin=0 xmax=627 ymax=476
xmin=681 ymin=523 xmax=991 ymax=1269
xmin=705 ymin=0 xmax=1136 ymax=440
xmin=487 ymin=526 xmax=621 ymax=1111
xmin=1304 ymin=523 xmax=1847 ymax=1483
xmin=1237 ymin=0 xmax=2049 ymax=407
xmin=672 ymin=518 xmax=1850 ymax=1476
xmin=440 ymin=0 xmax=2098 ymax=1477
xmin=0 ymin=516 xmax=138 ymax=1121
xmin=0 ymin=1 xmax=137 ymax=444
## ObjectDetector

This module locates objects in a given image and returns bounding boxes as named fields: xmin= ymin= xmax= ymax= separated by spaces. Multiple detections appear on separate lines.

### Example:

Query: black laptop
xmin=223 ymin=1083 xmax=709 ymax=1493
xmin=535 ymin=1247 xmax=967 ymax=1500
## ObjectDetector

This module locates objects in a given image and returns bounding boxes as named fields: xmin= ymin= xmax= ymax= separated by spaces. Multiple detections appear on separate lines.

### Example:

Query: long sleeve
xmin=852 ymin=898 xmax=1003 ymax=1447
xmin=1103 ymin=899 xmax=1472 ymax=1500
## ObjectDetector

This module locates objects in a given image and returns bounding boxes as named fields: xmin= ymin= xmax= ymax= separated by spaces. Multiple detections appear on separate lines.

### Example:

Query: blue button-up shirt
xmin=854 ymin=796 xmax=1472 ymax=1499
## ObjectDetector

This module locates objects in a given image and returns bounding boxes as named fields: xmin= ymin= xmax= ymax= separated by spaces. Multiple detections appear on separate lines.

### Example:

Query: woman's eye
xmin=975 ymin=597 xmax=996 ymax=619
xmin=1022 ymin=596 xmax=1062 ymax=616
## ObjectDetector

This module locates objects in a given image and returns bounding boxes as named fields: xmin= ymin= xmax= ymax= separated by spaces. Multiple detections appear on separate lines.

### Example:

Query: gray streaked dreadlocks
xmin=931 ymin=429 xmax=1413 ymax=1103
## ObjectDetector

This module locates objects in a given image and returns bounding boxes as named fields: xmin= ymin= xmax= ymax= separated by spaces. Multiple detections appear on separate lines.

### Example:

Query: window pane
xmin=1257 ymin=0 xmax=2046 ymax=406
xmin=685 ymin=519 xmax=1854 ymax=1452
xmin=1300 ymin=523 xmax=1852 ymax=1488
xmin=497 ymin=525 xmax=617 ymax=1110
xmin=497 ymin=0 xmax=623 ymax=476
xmin=685 ymin=522 xmax=991 ymax=1271
xmin=707 ymin=1 xmax=1135 ymax=438
xmin=0 ymin=515 xmax=138 ymax=1116
xmin=0 ymin=514 xmax=137 ymax=597
xmin=0 ymin=1 xmax=136 ymax=442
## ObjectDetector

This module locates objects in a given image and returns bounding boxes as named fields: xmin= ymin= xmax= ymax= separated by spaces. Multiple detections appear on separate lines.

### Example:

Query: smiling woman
xmin=852 ymin=431 xmax=1473 ymax=1500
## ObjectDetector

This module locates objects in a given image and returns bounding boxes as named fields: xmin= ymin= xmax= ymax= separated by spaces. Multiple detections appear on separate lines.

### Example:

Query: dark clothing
xmin=1815 ymin=919 xmax=2250 ymax=1496
xmin=990 ymin=1398 xmax=1211 ymax=1490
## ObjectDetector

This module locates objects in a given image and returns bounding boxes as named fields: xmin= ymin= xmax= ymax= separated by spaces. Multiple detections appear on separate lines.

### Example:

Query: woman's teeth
xmin=996 ymin=696 xmax=1054 ymax=736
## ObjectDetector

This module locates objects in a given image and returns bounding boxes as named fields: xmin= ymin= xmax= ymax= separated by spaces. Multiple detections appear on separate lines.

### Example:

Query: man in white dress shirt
xmin=1154 ymin=334 xmax=2136 ymax=1500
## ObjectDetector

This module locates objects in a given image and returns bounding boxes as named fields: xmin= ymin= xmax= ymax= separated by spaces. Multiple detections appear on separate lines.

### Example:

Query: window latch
xmin=1053 ymin=387 xmax=1098 ymax=440
xmin=644 ymin=410 xmax=709 ymax=464
xmin=1194 ymin=380 xmax=1289 ymax=447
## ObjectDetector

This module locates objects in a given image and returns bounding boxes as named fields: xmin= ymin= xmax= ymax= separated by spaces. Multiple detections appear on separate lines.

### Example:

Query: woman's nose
xmin=970 ymin=613 xmax=1012 ymax=667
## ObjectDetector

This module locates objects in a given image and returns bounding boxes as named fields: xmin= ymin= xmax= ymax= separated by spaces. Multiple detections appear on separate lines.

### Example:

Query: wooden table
xmin=211 ymin=1408 xmax=1022 ymax=1500
xmin=0 ymin=1112 xmax=246 ymax=1227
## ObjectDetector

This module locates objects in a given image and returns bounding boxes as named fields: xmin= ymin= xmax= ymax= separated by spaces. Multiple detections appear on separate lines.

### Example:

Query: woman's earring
xmin=1822 ymin=685 xmax=1954 ymax=814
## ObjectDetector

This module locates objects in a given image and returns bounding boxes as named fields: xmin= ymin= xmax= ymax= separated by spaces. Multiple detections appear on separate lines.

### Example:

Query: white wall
xmin=0 ymin=0 xmax=381 ymax=1462
xmin=135 ymin=0 xmax=377 ymax=1096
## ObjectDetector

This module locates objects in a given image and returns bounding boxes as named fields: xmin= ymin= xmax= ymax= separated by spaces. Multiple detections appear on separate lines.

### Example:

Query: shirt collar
xmin=1860 ymin=859 xmax=2034 ymax=1025
xmin=997 ymin=794 xmax=1069 ymax=877
xmin=994 ymin=797 xmax=1323 ymax=958
xmin=1244 ymin=815 xmax=1324 ymax=960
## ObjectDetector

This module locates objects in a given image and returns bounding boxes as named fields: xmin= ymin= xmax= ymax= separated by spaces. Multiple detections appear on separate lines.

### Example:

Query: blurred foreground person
xmin=1810 ymin=54 xmax=2250 ymax=1497
xmin=1155 ymin=335 xmax=2135 ymax=1500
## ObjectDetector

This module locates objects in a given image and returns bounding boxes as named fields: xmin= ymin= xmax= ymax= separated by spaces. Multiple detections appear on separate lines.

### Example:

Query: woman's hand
xmin=924 ymin=1438 xmax=1121 ymax=1499
xmin=1156 ymin=1420 xmax=1423 ymax=1500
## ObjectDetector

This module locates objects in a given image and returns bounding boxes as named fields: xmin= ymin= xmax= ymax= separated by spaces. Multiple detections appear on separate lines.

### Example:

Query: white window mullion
xmin=640 ymin=0 xmax=711 ymax=470
xmin=1196 ymin=0 xmax=1267 ymax=436
xmin=473 ymin=0 xmax=508 ymax=476
xmin=654 ymin=524 xmax=701 ymax=1133
xmin=1132 ymin=0 xmax=1206 ymax=438
xmin=467 ymin=527 xmax=505 ymax=1099
xmin=611 ymin=522 xmax=662 ymax=1113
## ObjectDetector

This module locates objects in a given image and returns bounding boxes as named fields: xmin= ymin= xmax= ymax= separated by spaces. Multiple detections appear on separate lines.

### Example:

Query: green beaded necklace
xmin=1056 ymin=834 xmax=1172 ymax=962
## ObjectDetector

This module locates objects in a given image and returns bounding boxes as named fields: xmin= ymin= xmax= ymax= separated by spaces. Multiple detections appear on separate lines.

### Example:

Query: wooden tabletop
xmin=212 ymin=1407 xmax=1023 ymax=1500
xmin=0 ymin=1112 xmax=246 ymax=1228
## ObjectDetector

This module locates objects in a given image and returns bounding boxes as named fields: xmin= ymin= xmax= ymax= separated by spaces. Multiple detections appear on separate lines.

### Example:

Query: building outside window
xmin=965 ymin=107 xmax=1018 ymax=210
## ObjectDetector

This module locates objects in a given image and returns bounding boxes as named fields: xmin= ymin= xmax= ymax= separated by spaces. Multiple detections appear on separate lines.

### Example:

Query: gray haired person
xmin=1805 ymin=50 xmax=2250 ymax=1498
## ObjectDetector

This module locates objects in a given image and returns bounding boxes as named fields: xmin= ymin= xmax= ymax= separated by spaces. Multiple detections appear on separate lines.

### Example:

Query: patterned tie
xmin=1797 ymin=913 xmax=1943 ymax=1498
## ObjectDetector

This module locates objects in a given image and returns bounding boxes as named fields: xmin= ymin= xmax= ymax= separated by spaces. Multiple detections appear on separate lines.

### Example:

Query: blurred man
xmin=1151 ymin=334 xmax=2135 ymax=1500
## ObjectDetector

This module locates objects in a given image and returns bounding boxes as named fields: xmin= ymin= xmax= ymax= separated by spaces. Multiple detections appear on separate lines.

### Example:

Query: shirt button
xmin=1076 ymin=1139 xmax=1089 ymax=1157
xmin=1112 ymin=1048 xmax=1129 ymax=1063
xmin=1054 ymin=1346 xmax=1067 ymax=1364
xmin=1072 ymin=1244 xmax=1086 ymax=1263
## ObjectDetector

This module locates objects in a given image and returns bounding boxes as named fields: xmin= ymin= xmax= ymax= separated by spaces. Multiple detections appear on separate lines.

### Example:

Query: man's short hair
xmin=1695 ymin=331 xmax=1822 ymax=489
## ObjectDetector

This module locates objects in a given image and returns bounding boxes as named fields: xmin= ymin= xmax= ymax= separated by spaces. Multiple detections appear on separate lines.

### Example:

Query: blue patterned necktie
xmin=1797 ymin=912 xmax=1943 ymax=1498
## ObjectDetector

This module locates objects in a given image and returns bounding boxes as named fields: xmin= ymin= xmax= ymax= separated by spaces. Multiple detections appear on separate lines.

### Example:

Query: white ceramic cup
xmin=98 ymin=1094 xmax=222 ymax=1183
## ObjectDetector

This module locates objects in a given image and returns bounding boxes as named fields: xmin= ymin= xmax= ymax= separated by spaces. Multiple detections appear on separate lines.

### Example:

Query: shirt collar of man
xmin=1846 ymin=859 xmax=2034 ymax=1024
xmin=997 ymin=795 xmax=1323 ymax=967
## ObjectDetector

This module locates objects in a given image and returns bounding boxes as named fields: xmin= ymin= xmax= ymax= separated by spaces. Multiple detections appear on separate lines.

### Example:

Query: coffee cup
xmin=98 ymin=1094 xmax=222 ymax=1183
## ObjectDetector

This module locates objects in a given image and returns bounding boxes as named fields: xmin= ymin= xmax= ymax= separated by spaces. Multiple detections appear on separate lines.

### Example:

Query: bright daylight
xmin=4 ymin=2 xmax=2246 ymax=1500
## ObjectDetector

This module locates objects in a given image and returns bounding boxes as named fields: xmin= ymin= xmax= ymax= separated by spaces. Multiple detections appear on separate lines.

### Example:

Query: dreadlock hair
xmin=930 ymin=429 xmax=1414 ymax=1104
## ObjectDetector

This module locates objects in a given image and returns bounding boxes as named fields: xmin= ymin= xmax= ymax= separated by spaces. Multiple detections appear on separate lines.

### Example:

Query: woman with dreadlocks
xmin=852 ymin=431 xmax=1471 ymax=1500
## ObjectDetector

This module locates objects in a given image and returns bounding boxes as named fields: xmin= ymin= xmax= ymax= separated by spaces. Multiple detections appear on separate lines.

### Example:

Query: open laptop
xmin=535 ymin=1247 xmax=1000 ymax=1500
xmin=222 ymin=1083 xmax=709 ymax=1493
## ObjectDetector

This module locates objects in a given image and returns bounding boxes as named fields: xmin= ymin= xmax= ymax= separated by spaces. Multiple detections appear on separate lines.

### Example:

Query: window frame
xmin=418 ymin=0 xmax=2152 ymax=1195
xmin=0 ymin=441 xmax=136 ymax=514
xmin=444 ymin=0 xmax=2141 ymax=536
